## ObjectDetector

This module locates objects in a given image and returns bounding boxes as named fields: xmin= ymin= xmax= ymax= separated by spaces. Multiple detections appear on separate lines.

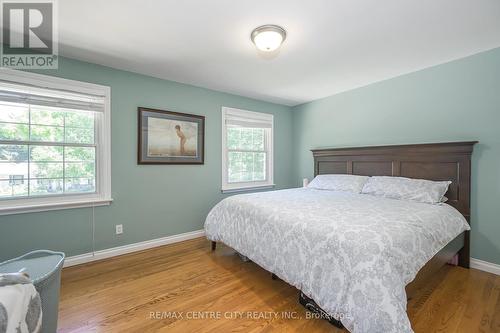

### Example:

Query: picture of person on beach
xmin=175 ymin=124 xmax=187 ymax=155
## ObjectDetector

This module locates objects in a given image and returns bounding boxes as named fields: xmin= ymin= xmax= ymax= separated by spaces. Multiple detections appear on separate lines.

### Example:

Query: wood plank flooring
xmin=58 ymin=237 xmax=500 ymax=333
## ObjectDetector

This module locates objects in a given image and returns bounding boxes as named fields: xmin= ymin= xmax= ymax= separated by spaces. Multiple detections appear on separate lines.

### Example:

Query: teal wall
xmin=0 ymin=57 xmax=294 ymax=260
xmin=292 ymin=48 xmax=500 ymax=265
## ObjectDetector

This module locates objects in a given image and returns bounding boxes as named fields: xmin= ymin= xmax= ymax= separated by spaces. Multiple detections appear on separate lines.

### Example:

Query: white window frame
xmin=221 ymin=107 xmax=274 ymax=193
xmin=0 ymin=69 xmax=112 ymax=215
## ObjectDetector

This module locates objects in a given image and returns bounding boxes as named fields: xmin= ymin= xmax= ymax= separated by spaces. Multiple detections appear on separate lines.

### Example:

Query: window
xmin=222 ymin=107 xmax=273 ymax=192
xmin=0 ymin=70 xmax=111 ymax=214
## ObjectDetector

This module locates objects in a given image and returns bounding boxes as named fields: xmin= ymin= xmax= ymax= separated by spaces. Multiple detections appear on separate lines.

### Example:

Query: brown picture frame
xmin=138 ymin=107 xmax=205 ymax=164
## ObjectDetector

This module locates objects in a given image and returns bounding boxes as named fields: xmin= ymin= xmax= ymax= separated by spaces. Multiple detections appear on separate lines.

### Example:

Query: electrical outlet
xmin=115 ymin=224 xmax=123 ymax=235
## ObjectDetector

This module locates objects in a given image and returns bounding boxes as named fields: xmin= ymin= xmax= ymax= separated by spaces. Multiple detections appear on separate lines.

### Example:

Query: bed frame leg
xmin=458 ymin=231 xmax=470 ymax=268
xmin=211 ymin=241 xmax=216 ymax=251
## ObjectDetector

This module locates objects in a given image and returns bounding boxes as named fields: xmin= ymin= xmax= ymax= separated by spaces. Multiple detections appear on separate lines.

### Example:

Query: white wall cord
xmin=91 ymin=205 xmax=96 ymax=257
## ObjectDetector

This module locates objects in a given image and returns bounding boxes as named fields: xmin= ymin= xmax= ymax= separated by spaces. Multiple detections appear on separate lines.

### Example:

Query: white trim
xmin=0 ymin=68 xmax=110 ymax=96
xmin=470 ymin=258 xmax=500 ymax=276
xmin=0 ymin=69 xmax=112 ymax=215
xmin=221 ymin=106 xmax=274 ymax=192
xmin=0 ymin=197 xmax=112 ymax=215
xmin=64 ymin=229 xmax=205 ymax=267
xmin=221 ymin=184 xmax=275 ymax=194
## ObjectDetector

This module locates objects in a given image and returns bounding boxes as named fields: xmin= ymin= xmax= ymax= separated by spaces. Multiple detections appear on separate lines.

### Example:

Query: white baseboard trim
xmin=470 ymin=258 xmax=500 ymax=276
xmin=64 ymin=229 xmax=205 ymax=267
xmin=64 ymin=234 xmax=500 ymax=276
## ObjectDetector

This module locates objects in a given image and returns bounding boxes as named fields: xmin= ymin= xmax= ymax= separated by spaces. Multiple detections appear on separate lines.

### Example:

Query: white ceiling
xmin=59 ymin=0 xmax=500 ymax=106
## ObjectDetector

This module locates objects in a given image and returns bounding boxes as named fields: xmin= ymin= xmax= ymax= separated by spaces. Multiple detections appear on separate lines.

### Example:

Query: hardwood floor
xmin=58 ymin=237 xmax=500 ymax=333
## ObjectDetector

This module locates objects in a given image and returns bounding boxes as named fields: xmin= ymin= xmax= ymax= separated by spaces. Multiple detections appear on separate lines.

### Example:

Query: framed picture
xmin=138 ymin=107 xmax=205 ymax=164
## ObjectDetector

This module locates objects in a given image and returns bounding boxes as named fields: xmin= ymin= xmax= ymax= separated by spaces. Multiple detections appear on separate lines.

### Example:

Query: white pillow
xmin=361 ymin=176 xmax=451 ymax=204
xmin=307 ymin=174 xmax=369 ymax=193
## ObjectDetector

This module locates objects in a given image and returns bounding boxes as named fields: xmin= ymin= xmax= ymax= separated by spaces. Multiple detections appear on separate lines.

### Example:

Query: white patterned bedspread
xmin=204 ymin=188 xmax=469 ymax=333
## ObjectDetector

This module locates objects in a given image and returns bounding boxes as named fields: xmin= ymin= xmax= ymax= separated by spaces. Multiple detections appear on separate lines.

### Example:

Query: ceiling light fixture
xmin=251 ymin=25 xmax=286 ymax=52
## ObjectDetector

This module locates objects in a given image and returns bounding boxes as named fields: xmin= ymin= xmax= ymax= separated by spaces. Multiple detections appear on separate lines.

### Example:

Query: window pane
xmin=253 ymin=152 xmax=266 ymax=180
xmin=30 ymin=125 xmax=64 ymax=142
xmin=0 ymin=145 xmax=28 ymax=161
xmin=30 ymin=146 xmax=63 ymax=162
xmin=0 ymin=103 xmax=29 ymax=123
xmin=65 ymin=111 xmax=94 ymax=128
xmin=30 ymin=107 xmax=65 ymax=126
xmin=0 ymin=162 xmax=28 ymax=180
xmin=252 ymin=129 xmax=264 ymax=150
xmin=65 ymin=127 xmax=94 ymax=144
xmin=65 ymin=162 xmax=95 ymax=178
xmin=30 ymin=179 xmax=63 ymax=195
xmin=0 ymin=143 xmax=29 ymax=194
xmin=227 ymin=128 xmax=265 ymax=151
xmin=228 ymin=152 xmax=241 ymax=182
xmin=65 ymin=147 xmax=95 ymax=162
xmin=0 ymin=101 xmax=99 ymax=199
xmin=30 ymin=162 xmax=63 ymax=179
xmin=228 ymin=152 xmax=266 ymax=183
xmin=0 ymin=179 xmax=28 ymax=198
xmin=65 ymin=178 xmax=95 ymax=193
xmin=0 ymin=122 xmax=29 ymax=141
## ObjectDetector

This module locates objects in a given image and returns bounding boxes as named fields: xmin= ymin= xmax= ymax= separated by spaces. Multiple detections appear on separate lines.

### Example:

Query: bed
xmin=205 ymin=141 xmax=476 ymax=333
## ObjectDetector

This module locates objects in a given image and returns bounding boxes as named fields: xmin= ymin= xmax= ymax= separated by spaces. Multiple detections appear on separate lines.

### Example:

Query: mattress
xmin=204 ymin=188 xmax=469 ymax=333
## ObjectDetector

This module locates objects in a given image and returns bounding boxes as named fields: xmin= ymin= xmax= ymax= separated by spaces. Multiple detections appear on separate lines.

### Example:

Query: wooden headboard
xmin=312 ymin=142 xmax=477 ymax=269
xmin=311 ymin=142 xmax=477 ymax=221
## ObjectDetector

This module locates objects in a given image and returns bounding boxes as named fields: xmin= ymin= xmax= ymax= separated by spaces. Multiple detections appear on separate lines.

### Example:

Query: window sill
xmin=0 ymin=197 xmax=113 ymax=216
xmin=221 ymin=184 xmax=275 ymax=194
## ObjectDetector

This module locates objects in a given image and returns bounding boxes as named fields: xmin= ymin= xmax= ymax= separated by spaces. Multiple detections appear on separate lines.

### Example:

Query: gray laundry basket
xmin=0 ymin=250 xmax=65 ymax=333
